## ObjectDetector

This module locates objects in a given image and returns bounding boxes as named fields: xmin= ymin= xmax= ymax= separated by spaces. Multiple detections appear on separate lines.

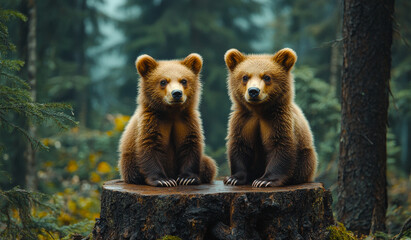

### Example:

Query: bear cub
xmin=223 ymin=48 xmax=317 ymax=187
xmin=118 ymin=53 xmax=217 ymax=187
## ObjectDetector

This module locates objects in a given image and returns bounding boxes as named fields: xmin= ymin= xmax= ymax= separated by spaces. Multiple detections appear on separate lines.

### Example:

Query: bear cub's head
xmin=136 ymin=53 xmax=203 ymax=109
xmin=225 ymin=48 xmax=297 ymax=106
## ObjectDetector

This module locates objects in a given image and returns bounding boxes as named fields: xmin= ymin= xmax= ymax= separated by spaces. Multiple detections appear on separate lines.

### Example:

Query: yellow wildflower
xmin=90 ymin=172 xmax=101 ymax=183
xmin=41 ymin=138 xmax=51 ymax=146
xmin=67 ymin=199 xmax=76 ymax=212
xmin=58 ymin=211 xmax=73 ymax=225
xmin=66 ymin=160 xmax=78 ymax=173
xmin=114 ymin=115 xmax=130 ymax=131
xmin=71 ymin=126 xmax=79 ymax=133
xmin=12 ymin=209 xmax=19 ymax=219
xmin=97 ymin=161 xmax=111 ymax=174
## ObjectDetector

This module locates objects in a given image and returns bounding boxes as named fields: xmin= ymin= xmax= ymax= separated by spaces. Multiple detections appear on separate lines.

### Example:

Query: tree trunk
xmin=25 ymin=0 xmax=37 ymax=190
xmin=337 ymin=0 xmax=394 ymax=235
xmin=93 ymin=180 xmax=334 ymax=240
xmin=77 ymin=0 xmax=88 ymax=129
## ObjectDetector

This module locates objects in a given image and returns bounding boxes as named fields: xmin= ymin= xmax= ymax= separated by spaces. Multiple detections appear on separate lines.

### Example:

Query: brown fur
xmin=118 ymin=54 xmax=217 ymax=187
xmin=223 ymin=48 xmax=317 ymax=187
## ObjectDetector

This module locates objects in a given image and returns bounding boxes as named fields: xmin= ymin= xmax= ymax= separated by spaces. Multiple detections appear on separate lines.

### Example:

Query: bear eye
xmin=181 ymin=79 xmax=187 ymax=86
xmin=160 ymin=79 xmax=168 ymax=87
xmin=242 ymin=75 xmax=249 ymax=82
xmin=262 ymin=75 xmax=271 ymax=82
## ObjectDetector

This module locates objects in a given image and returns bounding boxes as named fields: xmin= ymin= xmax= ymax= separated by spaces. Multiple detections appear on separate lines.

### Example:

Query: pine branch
xmin=0 ymin=71 xmax=29 ymax=88
xmin=0 ymin=59 xmax=24 ymax=72
xmin=0 ymin=187 xmax=92 ymax=239
xmin=0 ymin=9 xmax=27 ymax=22
xmin=0 ymin=113 xmax=47 ymax=150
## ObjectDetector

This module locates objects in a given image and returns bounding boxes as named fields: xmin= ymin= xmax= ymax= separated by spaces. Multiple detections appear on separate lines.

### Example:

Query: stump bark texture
xmin=93 ymin=180 xmax=334 ymax=240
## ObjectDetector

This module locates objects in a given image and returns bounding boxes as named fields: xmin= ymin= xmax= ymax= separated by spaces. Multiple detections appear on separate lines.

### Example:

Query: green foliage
xmin=271 ymin=0 xmax=341 ymax=81
xmin=36 ymin=115 xmax=124 ymax=193
xmin=0 ymin=187 xmax=93 ymax=239
xmin=387 ymin=175 xmax=411 ymax=236
xmin=0 ymin=8 xmax=26 ymax=53
xmin=392 ymin=217 xmax=411 ymax=240
xmin=389 ymin=0 xmax=411 ymax=175
xmin=0 ymin=8 xmax=76 ymax=152
xmin=0 ymin=7 xmax=92 ymax=239
xmin=294 ymin=67 xmax=340 ymax=161
xmin=32 ymin=0 xmax=106 ymax=130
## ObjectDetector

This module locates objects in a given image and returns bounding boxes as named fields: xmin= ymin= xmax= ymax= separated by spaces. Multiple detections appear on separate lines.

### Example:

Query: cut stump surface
xmin=93 ymin=180 xmax=334 ymax=240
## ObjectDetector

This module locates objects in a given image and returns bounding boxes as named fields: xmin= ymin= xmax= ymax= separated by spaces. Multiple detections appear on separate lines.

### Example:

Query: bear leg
xmin=290 ymin=147 xmax=317 ymax=184
xmin=119 ymin=152 xmax=145 ymax=185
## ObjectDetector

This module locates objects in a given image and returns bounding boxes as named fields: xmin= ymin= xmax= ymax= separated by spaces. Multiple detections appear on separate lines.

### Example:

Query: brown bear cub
xmin=223 ymin=48 xmax=317 ymax=187
xmin=118 ymin=53 xmax=217 ymax=187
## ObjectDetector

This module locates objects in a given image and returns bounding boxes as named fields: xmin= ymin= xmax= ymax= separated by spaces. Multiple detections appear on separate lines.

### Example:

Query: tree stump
xmin=93 ymin=180 xmax=334 ymax=240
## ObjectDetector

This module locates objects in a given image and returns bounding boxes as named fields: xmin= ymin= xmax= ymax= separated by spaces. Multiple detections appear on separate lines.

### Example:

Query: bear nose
xmin=171 ymin=90 xmax=183 ymax=100
xmin=248 ymin=87 xmax=260 ymax=98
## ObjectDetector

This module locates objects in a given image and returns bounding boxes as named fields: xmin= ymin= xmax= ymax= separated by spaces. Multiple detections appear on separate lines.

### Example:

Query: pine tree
xmin=0 ymin=187 xmax=93 ymax=239
xmin=390 ymin=0 xmax=411 ymax=174
xmin=0 ymin=8 xmax=76 ymax=153
xmin=0 ymin=0 xmax=107 ymax=188
xmin=34 ymin=0 xmax=104 ymax=129
xmin=0 ymin=7 xmax=93 ymax=239
xmin=270 ymin=0 xmax=342 ymax=83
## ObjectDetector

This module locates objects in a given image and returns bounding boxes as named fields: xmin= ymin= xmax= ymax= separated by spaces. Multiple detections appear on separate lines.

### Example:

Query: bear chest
xmin=241 ymin=118 xmax=271 ymax=145
xmin=158 ymin=120 xmax=188 ymax=149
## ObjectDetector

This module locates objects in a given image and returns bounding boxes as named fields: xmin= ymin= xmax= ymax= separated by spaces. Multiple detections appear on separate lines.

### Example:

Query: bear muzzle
xmin=245 ymin=87 xmax=266 ymax=103
xmin=172 ymin=90 xmax=183 ymax=100
xmin=248 ymin=87 xmax=260 ymax=99
xmin=164 ymin=89 xmax=186 ymax=105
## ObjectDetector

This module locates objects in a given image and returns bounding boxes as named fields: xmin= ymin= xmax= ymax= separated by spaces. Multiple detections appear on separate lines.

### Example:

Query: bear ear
xmin=272 ymin=48 xmax=297 ymax=72
xmin=224 ymin=49 xmax=245 ymax=71
xmin=135 ymin=54 xmax=158 ymax=78
xmin=181 ymin=53 xmax=203 ymax=75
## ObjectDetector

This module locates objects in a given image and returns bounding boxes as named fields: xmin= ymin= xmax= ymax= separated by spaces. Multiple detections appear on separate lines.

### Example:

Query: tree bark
xmin=93 ymin=180 xmax=334 ymax=240
xmin=25 ymin=0 xmax=37 ymax=190
xmin=76 ymin=0 xmax=88 ymax=129
xmin=337 ymin=0 xmax=394 ymax=235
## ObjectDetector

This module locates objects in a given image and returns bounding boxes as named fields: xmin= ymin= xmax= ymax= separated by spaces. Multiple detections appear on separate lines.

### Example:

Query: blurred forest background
xmin=0 ymin=0 xmax=410 ymax=238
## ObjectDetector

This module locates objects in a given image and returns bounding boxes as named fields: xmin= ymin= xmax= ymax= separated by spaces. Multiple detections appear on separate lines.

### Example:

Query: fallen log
xmin=93 ymin=180 xmax=334 ymax=240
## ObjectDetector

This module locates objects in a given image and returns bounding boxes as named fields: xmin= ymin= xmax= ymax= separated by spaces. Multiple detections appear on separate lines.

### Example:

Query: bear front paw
xmin=176 ymin=176 xmax=200 ymax=185
xmin=223 ymin=175 xmax=247 ymax=186
xmin=146 ymin=178 xmax=177 ymax=187
xmin=252 ymin=177 xmax=284 ymax=187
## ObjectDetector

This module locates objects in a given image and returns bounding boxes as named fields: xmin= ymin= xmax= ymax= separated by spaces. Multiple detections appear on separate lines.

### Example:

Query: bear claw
xmin=252 ymin=179 xmax=278 ymax=187
xmin=224 ymin=177 xmax=238 ymax=186
xmin=157 ymin=179 xmax=177 ymax=187
xmin=176 ymin=177 xmax=197 ymax=185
